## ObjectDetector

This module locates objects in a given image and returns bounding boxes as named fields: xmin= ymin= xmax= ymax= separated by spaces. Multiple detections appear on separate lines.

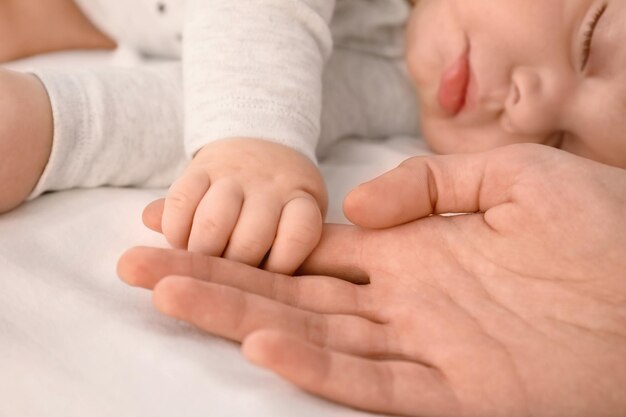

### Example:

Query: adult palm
xmin=119 ymin=144 xmax=626 ymax=417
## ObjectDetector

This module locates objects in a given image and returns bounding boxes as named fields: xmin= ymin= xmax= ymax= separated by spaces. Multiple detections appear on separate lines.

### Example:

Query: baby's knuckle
xmin=285 ymin=227 xmax=320 ymax=248
xmin=197 ymin=216 xmax=220 ymax=234
xmin=236 ymin=238 xmax=267 ymax=256
xmin=166 ymin=191 xmax=192 ymax=210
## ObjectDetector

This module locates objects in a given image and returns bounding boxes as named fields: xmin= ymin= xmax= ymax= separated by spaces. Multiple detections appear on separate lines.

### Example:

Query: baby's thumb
xmin=142 ymin=199 xmax=165 ymax=233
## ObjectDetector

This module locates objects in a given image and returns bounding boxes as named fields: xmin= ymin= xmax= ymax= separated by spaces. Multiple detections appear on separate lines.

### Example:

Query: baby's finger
xmin=243 ymin=330 xmax=457 ymax=417
xmin=223 ymin=195 xmax=281 ymax=266
xmin=153 ymin=276 xmax=392 ymax=357
xmin=188 ymin=178 xmax=244 ymax=255
xmin=142 ymin=199 xmax=165 ymax=233
xmin=162 ymin=169 xmax=211 ymax=248
xmin=265 ymin=196 xmax=322 ymax=275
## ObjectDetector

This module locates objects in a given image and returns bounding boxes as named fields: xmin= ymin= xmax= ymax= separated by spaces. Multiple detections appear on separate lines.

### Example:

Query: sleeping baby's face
xmin=405 ymin=0 xmax=626 ymax=168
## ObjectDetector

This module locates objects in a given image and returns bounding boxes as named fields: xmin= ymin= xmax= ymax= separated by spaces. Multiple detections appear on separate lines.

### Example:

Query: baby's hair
xmin=407 ymin=0 xmax=417 ymax=5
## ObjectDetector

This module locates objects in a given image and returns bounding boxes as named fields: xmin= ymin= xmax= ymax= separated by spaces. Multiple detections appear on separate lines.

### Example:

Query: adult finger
xmin=118 ymin=247 xmax=369 ymax=315
xmin=162 ymin=168 xmax=211 ymax=248
xmin=343 ymin=143 xmax=547 ymax=229
xmin=222 ymin=195 xmax=281 ymax=266
xmin=188 ymin=178 xmax=244 ymax=255
xmin=142 ymin=199 xmax=165 ymax=233
xmin=243 ymin=330 xmax=459 ymax=417
xmin=153 ymin=276 xmax=390 ymax=357
xmin=264 ymin=195 xmax=323 ymax=275
xmin=298 ymin=224 xmax=370 ymax=284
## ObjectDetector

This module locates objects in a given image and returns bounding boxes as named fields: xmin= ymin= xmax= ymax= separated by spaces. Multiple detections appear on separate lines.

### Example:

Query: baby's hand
xmin=161 ymin=138 xmax=327 ymax=275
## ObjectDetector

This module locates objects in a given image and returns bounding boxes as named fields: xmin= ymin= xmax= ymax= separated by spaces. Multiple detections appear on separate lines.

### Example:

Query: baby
xmin=1 ymin=0 xmax=624 ymax=275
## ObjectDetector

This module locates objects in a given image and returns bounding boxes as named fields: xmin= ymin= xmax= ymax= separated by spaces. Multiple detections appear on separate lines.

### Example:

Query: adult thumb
xmin=343 ymin=144 xmax=543 ymax=229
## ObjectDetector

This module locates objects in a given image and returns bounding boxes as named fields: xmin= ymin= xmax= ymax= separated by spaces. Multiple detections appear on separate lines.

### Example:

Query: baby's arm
xmin=183 ymin=0 xmax=335 ymax=161
xmin=158 ymin=0 xmax=337 ymax=274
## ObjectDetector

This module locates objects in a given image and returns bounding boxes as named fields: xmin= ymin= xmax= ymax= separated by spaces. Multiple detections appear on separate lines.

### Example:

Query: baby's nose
xmin=503 ymin=67 xmax=568 ymax=135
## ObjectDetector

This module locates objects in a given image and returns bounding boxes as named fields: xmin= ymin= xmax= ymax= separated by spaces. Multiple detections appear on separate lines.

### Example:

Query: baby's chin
xmin=420 ymin=118 xmax=503 ymax=156
xmin=423 ymin=138 xmax=463 ymax=155
xmin=421 ymin=130 xmax=461 ymax=156
xmin=420 ymin=117 xmax=466 ymax=155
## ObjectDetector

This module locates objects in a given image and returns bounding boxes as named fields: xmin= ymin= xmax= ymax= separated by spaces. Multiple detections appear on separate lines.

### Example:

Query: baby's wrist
xmin=195 ymin=137 xmax=307 ymax=159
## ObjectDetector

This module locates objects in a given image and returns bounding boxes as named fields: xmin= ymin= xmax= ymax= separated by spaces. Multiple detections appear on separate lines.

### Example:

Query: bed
xmin=1 ymin=50 xmax=432 ymax=416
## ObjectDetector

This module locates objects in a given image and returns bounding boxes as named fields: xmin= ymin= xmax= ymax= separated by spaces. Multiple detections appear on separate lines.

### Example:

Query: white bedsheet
xmin=1 ymin=51 xmax=431 ymax=416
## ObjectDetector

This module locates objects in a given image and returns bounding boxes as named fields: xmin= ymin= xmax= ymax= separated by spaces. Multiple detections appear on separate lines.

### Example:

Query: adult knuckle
xmin=227 ymin=287 xmax=248 ymax=333
xmin=304 ymin=315 xmax=328 ymax=345
xmin=270 ymin=275 xmax=300 ymax=306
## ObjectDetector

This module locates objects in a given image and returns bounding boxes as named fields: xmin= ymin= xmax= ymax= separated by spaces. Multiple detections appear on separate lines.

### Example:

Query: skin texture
xmin=120 ymin=144 xmax=626 ymax=417
xmin=406 ymin=0 xmax=626 ymax=169
xmin=161 ymin=138 xmax=327 ymax=275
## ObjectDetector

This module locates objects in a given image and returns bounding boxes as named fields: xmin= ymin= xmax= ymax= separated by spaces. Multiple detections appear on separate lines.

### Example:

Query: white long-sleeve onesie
xmin=30 ymin=0 xmax=419 ymax=197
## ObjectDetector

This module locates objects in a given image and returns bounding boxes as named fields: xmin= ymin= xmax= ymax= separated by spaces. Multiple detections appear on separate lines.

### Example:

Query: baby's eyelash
xmin=581 ymin=3 xmax=608 ymax=71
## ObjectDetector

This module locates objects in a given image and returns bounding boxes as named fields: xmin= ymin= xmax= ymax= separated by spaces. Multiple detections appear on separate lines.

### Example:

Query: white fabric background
xmin=1 ymin=50 xmax=432 ymax=416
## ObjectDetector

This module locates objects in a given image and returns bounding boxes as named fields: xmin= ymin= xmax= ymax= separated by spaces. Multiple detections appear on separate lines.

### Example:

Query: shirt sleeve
xmin=183 ymin=0 xmax=336 ymax=162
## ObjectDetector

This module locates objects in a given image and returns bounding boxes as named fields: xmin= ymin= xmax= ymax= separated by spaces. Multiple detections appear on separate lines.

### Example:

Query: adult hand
xmin=120 ymin=144 xmax=626 ymax=417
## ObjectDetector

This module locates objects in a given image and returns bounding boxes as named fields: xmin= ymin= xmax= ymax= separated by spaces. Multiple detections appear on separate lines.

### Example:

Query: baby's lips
xmin=437 ymin=51 xmax=470 ymax=116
